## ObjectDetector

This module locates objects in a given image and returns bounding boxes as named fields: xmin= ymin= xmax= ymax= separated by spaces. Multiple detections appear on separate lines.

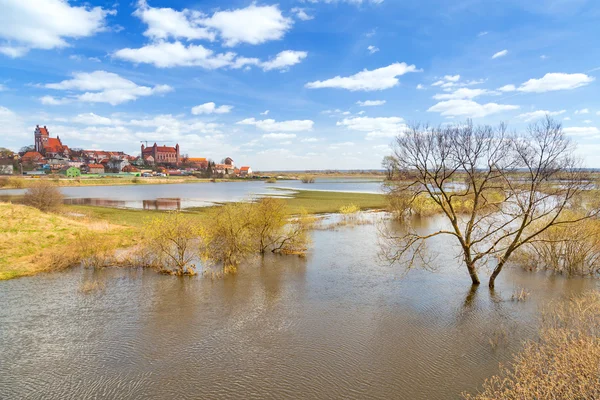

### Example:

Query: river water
xmin=1 ymin=215 xmax=597 ymax=399
xmin=0 ymin=178 xmax=384 ymax=209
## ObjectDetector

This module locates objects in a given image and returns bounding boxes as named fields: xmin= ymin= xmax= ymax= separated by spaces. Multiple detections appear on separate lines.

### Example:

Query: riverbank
xmin=0 ymin=189 xmax=387 ymax=280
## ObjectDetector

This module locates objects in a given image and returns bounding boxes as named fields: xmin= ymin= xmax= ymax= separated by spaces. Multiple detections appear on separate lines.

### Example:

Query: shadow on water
xmin=0 ymin=215 xmax=598 ymax=399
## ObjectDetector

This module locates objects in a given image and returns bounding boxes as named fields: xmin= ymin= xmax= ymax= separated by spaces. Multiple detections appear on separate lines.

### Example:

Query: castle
xmin=34 ymin=125 xmax=70 ymax=158
xmin=141 ymin=143 xmax=181 ymax=165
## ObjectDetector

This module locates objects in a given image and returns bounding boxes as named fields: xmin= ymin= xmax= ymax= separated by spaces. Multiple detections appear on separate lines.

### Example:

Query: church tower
xmin=34 ymin=125 xmax=49 ymax=153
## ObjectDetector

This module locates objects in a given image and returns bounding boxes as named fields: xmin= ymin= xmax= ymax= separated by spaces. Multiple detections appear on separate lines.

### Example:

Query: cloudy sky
xmin=1 ymin=0 xmax=599 ymax=170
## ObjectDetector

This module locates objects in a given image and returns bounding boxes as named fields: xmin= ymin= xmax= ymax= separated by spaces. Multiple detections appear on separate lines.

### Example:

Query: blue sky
xmin=1 ymin=0 xmax=599 ymax=170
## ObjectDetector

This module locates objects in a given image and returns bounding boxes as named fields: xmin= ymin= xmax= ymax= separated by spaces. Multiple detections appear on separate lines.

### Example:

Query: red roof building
xmin=34 ymin=125 xmax=69 ymax=158
xmin=141 ymin=143 xmax=180 ymax=165
xmin=87 ymin=164 xmax=105 ymax=173
xmin=22 ymin=151 xmax=44 ymax=163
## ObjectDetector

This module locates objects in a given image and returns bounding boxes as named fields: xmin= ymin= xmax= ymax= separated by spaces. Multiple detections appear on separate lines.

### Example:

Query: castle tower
xmin=34 ymin=125 xmax=49 ymax=153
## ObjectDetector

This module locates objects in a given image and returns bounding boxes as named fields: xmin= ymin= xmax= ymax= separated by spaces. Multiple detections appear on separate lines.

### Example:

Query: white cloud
xmin=303 ymin=0 xmax=383 ymax=4
xmin=134 ymin=0 xmax=214 ymax=41
xmin=260 ymin=50 xmax=307 ymax=71
xmin=301 ymin=137 xmax=320 ymax=142
xmin=114 ymin=42 xmax=306 ymax=71
xmin=563 ymin=127 xmax=600 ymax=136
xmin=200 ymin=4 xmax=293 ymax=47
xmin=132 ymin=2 xmax=291 ymax=47
xmin=575 ymin=108 xmax=590 ymax=114
xmin=337 ymin=116 xmax=405 ymax=139
xmin=237 ymin=118 xmax=314 ymax=132
xmin=72 ymin=112 xmax=117 ymax=125
xmin=416 ymin=84 xmax=424 ymax=90
xmin=367 ymin=45 xmax=379 ymax=54
xmin=492 ymin=49 xmax=508 ymax=59
xmin=114 ymin=41 xmax=236 ymax=69
xmin=518 ymin=73 xmax=594 ymax=93
xmin=291 ymin=7 xmax=313 ymax=21
xmin=584 ymin=120 xmax=592 ymax=124
xmin=0 ymin=84 xmax=6 ymax=91
xmin=563 ymin=117 xmax=571 ymax=121
xmin=262 ymin=133 xmax=297 ymax=140
xmin=428 ymin=99 xmax=519 ymax=118
xmin=43 ymin=71 xmax=172 ymax=106
xmin=444 ymin=75 xmax=460 ymax=82
xmin=433 ymin=88 xmax=493 ymax=100
xmin=516 ymin=109 xmax=566 ymax=122
xmin=357 ymin=100 xmax=386 ymax=107
xmin=497 ymin=84 xmax=516 ymax=92
xmin=478 ymin=31 xmax=488 ymax=37
xmin=0 ymin=0 xmax=114 ymax=57
xmin=191 ymin=102 xmax=233 ymax=115
xmin=40 ymin=95 xmax=69 ymax=105
xmin=261 ymin=110 xmax=270 ymax=115
xmin=305 ymin=62 xmax=420 ymax=91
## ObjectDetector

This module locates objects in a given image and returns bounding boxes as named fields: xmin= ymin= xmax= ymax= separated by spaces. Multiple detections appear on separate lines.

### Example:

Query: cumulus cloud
xmin=200 ymin=4 xmax=292 ymax=47
xmin=305 ymin=62 xmax=420 ymax=91
xmin=428 ymin=99 xmax=519 ymax=118
xmin=497 ymin=84 xmax=516 ymax=92
xmin=432 ymin=88 xmax=493 ymax=100
xmin=114 ymin=42 xmax=306 ymax=71
xmin=337 ymin=116 xmax=405 ymax=139
xmin=518 ymin=73 xmax=594 ymax=93
xmin=367 ymin=45 xmax=379 ymax=54
xmin=416 ymin=84 xmax=425 ymax=90
xmin=191 ymin=102 xmax=233 ymax=115
xmin=134 ymin=0 xmax=214 ymax=41
xmin=516 ymin=110 xmax=566 ymax=122
xmin=72 ymin=112 xmax=117 ymax=125
xmin=0 ymin=0 xmax=114 ymax=57
xmin=237 ymin=118 xmax=314 ymax=132
xmin=261 ymin=110 xmax=270 ymax=115
xmin=357 ymin=100 xmax=386 ymax=107
xmin=291 ymin=7 xmax=313 ymax=21
xmin=492 ymin=49 xmax=508 ymax=59
xmin=42 ymin=70 xmax=172 ymax=106
xmin=260 ymin=50 xmax=307 ymax=71
xmin=563 ymin=126 xmax=600 ymax=136
xmin=262 ymin=133 xmax=297 ymax=140
xmin=133 ymin=2 xmax=291 ymax=47
xmin=575 ymin=108 xmax=590 ymax=114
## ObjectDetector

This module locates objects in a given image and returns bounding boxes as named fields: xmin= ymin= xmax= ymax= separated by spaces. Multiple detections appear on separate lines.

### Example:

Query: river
xmin=1 ymin=214 xmax=597 ymax=399
xmin=0 ymin=178 xmax=384 ymax=209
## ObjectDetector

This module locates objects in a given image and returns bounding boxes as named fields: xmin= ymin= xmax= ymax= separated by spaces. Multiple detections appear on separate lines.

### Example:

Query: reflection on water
xmin=0 ymin=178 xmax=382 ymax=210
xmin=0 ymin=217 xmax=598 ymax=399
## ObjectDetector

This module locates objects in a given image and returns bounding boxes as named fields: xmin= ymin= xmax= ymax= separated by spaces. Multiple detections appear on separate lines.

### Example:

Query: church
xmin=34 ymin=125 xmax=70 ymax=158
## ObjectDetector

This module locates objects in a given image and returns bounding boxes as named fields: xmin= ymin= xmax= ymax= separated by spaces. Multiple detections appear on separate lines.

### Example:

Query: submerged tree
xmin=383 ymin=117 xmax=596 ymax=288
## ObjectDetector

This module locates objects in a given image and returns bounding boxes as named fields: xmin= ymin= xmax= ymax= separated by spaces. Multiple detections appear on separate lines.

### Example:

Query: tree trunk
xmin=467 ymin=262 xmax=480 ymax=285
xmin=488 ymin=261 xmax=504 ymax=288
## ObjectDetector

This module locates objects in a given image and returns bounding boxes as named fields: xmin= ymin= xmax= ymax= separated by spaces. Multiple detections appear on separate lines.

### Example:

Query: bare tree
xmin=381 ymin=155 xmax=397 ymax=180
xmin=383 ymin=117 xmax=596 ymax=288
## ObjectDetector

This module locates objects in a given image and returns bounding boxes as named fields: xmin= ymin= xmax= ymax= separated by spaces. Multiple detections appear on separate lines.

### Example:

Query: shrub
xmin=143 ymin=211 xmax=201 ymax=275
xmin=0 ymin=176 xmax=8 ymax=188
xmin=463 ymin=291 xmax=600 ymax=399
xmin=300 ymin=175 xmax=315 ymax=184
xmin=8 ymin=177 xmax=25 ymax=189
xmin=339 ymin=204 xmax=360 ymax=215
xmin=266 ymin=177 xmax=277 ymax=183
xmin=23 ymin=180 xmax=64 ymax=211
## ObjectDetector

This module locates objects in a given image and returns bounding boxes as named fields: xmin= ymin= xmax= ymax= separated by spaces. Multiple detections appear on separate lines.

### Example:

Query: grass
xmin=0 ymin=202 xmax=136 ymax=280
xmin=0 ymin=188 xmax=386 ymax=280
xmin=281 ymin=190 xmax=387 ymax=214
xmin=0 ymin=175 xmax=233 ymax=189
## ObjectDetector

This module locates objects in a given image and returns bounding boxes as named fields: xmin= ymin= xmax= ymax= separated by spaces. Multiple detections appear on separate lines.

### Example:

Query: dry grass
xmin=0 ymin=202 xmax=135 ymax=280
xmin=300 ymin=175 xmax=315 ymax=183
xmin=511 ymin=287 xmax=530 ymax=302
xmin=464 ymin=291 xmax=600 ymax=399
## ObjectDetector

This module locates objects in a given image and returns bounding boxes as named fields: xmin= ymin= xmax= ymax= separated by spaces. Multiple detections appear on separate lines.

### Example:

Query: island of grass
xmin=0 ymin=189 xmax=387 ymax=280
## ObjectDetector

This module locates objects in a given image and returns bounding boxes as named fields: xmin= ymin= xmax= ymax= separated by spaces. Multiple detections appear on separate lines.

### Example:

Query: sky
xmin=1 ymin=0 xmax=599 ymax=170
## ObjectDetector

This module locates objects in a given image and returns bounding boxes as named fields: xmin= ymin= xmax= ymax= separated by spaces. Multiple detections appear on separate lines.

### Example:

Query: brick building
xmin=34 ymin=125 xmax=70 ymax=158
xmin=141 ymin=143 xmax=180 ymax=165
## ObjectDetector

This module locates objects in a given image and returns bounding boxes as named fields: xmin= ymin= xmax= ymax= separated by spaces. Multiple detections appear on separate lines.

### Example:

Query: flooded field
xmin=0 ymin=178 xmax=384 ymax=209
xmin=1 ymin=215 xmax=597 ymax=399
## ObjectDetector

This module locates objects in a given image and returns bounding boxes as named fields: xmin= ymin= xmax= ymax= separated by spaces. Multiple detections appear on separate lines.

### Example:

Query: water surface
xmin=1 ymin=215 xmax=597 ymax=399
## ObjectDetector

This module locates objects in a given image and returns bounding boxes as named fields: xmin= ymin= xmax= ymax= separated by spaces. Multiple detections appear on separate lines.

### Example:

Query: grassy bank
xmin=0 ymin=189 xmax=387 ymax=280
xmin=0 ymin=202 xmax=136 ymax=280
xmin=0 ymin=175 xmax=222 ymax=189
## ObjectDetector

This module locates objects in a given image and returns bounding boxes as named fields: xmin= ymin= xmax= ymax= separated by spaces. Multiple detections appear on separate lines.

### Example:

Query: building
xmin=214 ymin=163 xmax=235 ymax=175
xmin=0 ymin=159 xmax=13 ymax=175
xmin=21 ymin=151 xmax=44 ymax=164
xmin=239 ymin=166 xmax=252 ymax=176
xmin=87 ymin=164 xmax=105 ymax=174
xmin=141 ymin=143 xmax=180 ymax=165
xmin=34 ymin=125 xmax=70 ymax=158
xmin=187 ymin=157 xmax=208 ymax=169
